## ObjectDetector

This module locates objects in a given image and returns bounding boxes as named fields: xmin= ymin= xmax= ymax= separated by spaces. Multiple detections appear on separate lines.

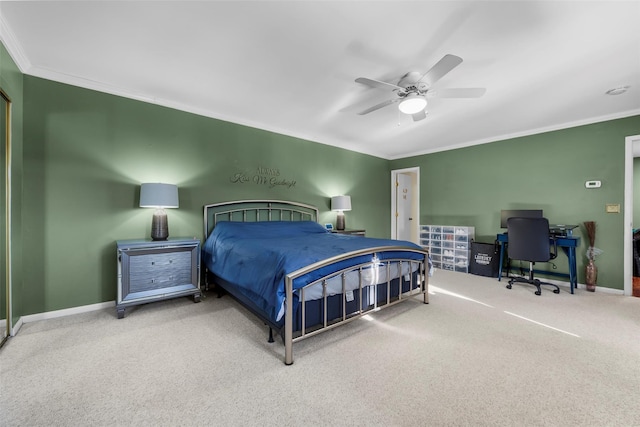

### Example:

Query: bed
xmin=202 ymin=200 xmax=429 ymax=364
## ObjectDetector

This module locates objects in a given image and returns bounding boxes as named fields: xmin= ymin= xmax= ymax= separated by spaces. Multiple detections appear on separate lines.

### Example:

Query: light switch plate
xmin=585 ymin=180 xmax=601 ymax=188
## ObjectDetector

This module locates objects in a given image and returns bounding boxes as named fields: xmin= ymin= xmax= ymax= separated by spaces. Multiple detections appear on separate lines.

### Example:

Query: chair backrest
xmin=507 ymin=217 xmax=552 ymax=262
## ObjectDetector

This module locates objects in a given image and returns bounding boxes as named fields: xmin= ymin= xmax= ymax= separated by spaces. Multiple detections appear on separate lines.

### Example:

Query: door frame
xmin=391 ymin=167 xmax=420 ymax=243
xmin=624 ymin=134 xmax=640 ymax=296
xmin=1 ymin=88 xmax=11 ymax=345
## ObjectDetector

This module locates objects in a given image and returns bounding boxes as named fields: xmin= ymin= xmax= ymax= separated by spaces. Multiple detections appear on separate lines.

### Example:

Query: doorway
xmin=391 ymin=167 xmax=420 ymax=243
xmin=624 ymin=134 xmax=640 ymax=296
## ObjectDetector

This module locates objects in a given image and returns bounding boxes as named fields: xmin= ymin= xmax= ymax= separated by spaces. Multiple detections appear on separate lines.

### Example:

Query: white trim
xmin=0 ymin=13 xmax=31 ymax=72
xmin=3 ymin=13 xmax=636 ymax=163
xmin=22 ymin=64 xmax=390 ymax=159
xmin=27 ymin=65 xmax=160 ymax=104
xmin=19 ymin=301 xmax=115 ymax=325
xmin=10 ymin=316 xmax=21 ymax=336
xmin=624 ymin=135 xmax=640 ymax=296
xmin=572 ymin=283 xmax=624 ymax=295
xmin=29 ymin=61 xmax=640 ymax=162
xmin=387 ymin=110 xmax=640 ymax=160
xmin=4 ymin=88 xmax=12 ymax=339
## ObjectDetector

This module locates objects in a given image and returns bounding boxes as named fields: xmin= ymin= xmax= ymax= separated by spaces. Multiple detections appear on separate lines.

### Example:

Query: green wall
xmin=22 ymin=76 xmax=391 ymax=315
xmin=391 ymin=116 xmax=640 ymax=290
xmin=0 ymin=42 xmax=24 ymax=328
xmin=6 ymin=46 xmax=640 ymax=317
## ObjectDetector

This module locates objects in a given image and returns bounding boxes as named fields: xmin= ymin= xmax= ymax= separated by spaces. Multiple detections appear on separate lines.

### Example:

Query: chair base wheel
xmin=553 ymin=289 xmax=560 ymax=294
xmin=535 ymin=290 xmax=541 ymax=296
xmin=506 ymin=284 xmax=512 ymax=289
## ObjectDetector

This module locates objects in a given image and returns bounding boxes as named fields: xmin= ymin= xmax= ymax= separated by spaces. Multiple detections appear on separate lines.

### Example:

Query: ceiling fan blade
xmin=429 ymin=88 xmax=486 ymax=98
xmin=355 ymin=77 xmax=403 ymax=92
xmin=418 ymin=54 xmax=463 ymax=86
xmin=357 ymin=98 xmax=398 ymax=115
xmin=412 ymin=110 xmax=427 ymax=122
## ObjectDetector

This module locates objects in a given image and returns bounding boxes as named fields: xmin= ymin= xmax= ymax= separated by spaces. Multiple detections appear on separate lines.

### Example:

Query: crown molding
xmin=21 ymin=63 xmax=384 ymax=159
xmin=389 ymin=109 xmax=640 ymax=160
xmin=2 ymin=9 xmax=636 ymax=162
xmin=0 ymin=13 xmax=31 ymax=72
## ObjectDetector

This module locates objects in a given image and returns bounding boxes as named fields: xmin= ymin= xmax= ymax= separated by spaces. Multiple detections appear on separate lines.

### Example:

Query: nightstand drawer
xmin=129 ymin=250 xmax=193 ymax=292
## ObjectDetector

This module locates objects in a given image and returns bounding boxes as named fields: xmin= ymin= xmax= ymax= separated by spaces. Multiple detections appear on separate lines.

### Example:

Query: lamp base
xmin=336 ymin=213 xmax=345 ymax=231
xmin=151 ymin=209 xmax=169 ymax=241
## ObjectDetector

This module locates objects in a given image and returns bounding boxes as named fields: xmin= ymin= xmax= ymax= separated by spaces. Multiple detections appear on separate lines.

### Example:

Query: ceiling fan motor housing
xmin=398 ymin=72 xmax=430 ymax=96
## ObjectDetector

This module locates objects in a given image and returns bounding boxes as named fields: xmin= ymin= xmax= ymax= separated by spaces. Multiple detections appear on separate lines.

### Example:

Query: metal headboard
xmin=203 ymin=200 xmax=319 ymax=239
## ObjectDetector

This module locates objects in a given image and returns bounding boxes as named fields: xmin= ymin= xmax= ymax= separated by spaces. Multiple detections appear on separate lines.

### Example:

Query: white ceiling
xmin=1 ymin=1 xmax=639 ymax=159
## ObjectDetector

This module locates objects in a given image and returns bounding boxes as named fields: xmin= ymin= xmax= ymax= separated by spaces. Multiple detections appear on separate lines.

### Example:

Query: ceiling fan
xmin=355 ymin=54 xmax=486 ymax=122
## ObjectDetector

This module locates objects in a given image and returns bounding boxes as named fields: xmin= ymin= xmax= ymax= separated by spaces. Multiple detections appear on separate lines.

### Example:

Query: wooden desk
xmin=496 ymin=233 xmax=581 ymax=294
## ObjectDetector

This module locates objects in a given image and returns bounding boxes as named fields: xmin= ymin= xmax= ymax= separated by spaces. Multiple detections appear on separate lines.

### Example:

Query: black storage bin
xmin=469 ymin=242 xmax=500 ymax=277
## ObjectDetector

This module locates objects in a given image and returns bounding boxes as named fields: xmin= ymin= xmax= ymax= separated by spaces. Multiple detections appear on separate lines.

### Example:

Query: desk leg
xmin=568 ymin=247 xmax=577 ymax=294
xmin=560 ymin=246 xmax=578 ymax=294
xmin=498 ymin=242 xmax=505 ymax=281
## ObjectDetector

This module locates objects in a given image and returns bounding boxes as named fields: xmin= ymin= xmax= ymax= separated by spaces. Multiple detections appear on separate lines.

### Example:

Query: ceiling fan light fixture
xmin=398 ymin=94 xmax=427 ymax=115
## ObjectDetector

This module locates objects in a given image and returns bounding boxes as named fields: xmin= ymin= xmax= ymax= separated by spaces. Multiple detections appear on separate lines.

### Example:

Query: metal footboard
xmin=284 ymin=246 xmax=429 ymax=365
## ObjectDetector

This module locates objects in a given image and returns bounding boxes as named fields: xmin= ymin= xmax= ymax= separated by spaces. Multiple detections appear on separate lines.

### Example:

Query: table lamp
xmin=331 ymin=195 xmax=351 ymax=231
xmin=139 ymin=183 xmax=179 ymax=240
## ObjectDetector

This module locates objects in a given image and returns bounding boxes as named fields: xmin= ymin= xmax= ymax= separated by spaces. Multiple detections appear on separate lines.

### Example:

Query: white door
xmin=396 ymin=173 xmax=413 ymax=241
xmin=391 ymin=167 xmax=419 ymax=243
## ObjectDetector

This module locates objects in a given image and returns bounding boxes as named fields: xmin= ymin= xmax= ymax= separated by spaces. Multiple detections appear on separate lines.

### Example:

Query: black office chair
xmin=506 ymin=217 xmax=560 ymax=295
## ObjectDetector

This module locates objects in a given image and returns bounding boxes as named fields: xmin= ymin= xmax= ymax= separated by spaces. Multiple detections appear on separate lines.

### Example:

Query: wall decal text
xmin=230 ymin=167 xmax=297 ymax=189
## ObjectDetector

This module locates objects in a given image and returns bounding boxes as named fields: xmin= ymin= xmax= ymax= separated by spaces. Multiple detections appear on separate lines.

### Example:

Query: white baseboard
xmin=6 ymin=277 xmax=626 ymax=337
xmin=506 ymin=275 xmax=624 ymax=295
xmin=572 ymin=283 xmax=623 ymax=295
xmin=11 ymin=317 xmax=22 ymax=336
xmin=13 ymin=301 xmax=116 ymax=335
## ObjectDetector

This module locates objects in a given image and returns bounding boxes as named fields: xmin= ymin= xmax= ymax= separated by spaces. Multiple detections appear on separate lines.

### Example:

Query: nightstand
xmin=332 ymin=229 xmax=366 ymax=236
xmin=116 ymin=238 xmax=201 ymax=318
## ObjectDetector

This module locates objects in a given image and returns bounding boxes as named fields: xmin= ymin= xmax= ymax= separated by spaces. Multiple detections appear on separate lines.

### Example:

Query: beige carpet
xmin=1 ymin=270 xmax=639 ymax=426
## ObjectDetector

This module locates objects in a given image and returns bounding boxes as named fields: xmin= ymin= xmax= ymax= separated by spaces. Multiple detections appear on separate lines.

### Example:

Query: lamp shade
xmin=331 ymin=195 xmax=351 ymax=212
xmin=398 ymin=94 xmax=427 ymax=115
xmin=140 ymin=183 xmax=179 ymax=208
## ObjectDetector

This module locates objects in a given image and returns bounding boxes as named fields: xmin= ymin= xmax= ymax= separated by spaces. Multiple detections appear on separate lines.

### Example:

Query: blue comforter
xmin=202 ymin=221 xmax=424 ymax=325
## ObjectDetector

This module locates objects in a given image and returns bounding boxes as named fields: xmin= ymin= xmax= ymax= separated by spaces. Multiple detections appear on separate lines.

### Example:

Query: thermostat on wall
xmin=585 ymin=180 xmax=601 ymax=188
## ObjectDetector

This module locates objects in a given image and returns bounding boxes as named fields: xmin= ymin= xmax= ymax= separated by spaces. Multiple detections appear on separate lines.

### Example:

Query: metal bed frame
xmin=203 ymin=200 xmax=429 ymax=365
